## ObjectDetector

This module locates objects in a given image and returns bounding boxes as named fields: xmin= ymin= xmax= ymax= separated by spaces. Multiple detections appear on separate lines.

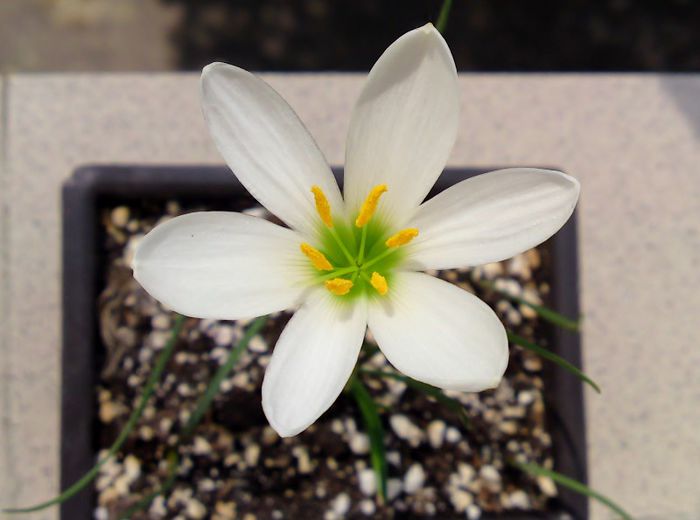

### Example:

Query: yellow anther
xmin=311 ymin=185 xmax=333 ymax=228
xmin=325 ymin=278 xmax=353 ymax=296
xmin=300 ymin=243 xmax=333 ymax=271
xmin=355 ymin=184 xmax=388 ymax=228
xmin=385 ymin=228 xmax=419 ymax=248
xmin=370 ymin=272 xmax=388 ymax=296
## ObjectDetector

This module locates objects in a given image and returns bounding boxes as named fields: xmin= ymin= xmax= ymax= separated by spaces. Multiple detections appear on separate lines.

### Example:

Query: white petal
xmin=133 ymin=212 xmax=310 ymax=320
xmin=262 ymin=293 xmax=367 ymax=437
xmin=406 ymin=169 xmax=580 ymax=270
xmin=344 ymin=24 xmax=459 ymax=228
xmin=201 ymin=63 xmax=343 ymax=235
xmin=368 ymin=272 xmax=508 ymax=391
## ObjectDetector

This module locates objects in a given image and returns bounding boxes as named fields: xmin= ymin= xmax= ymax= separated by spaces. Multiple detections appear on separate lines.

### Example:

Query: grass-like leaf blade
xmin=123 ymin=315 xmax=269 ymax=518
xmin=511 ymin=460 xmax=632 ymax=519
xmin=507 ymin=332 xmax=601 ymax=393
xmin=117 ymin=450 xmax=179 ymax=520
xmin=360 ymin=368 xmax=470 ymax=430
xmin=479 ymin=279 xmax=580 ymax=331
xmin=349 ymin=376 xmax=388 ymax=501
xmin=3 ymin=314 xmax=186 ymax=514
xmin=183 ymin=315 xmax=267 ymax=437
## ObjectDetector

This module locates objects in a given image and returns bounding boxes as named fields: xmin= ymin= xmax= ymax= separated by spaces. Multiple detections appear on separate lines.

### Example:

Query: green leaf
xmin=507 ymin=332 xmax=601 ymax=393
xmin=3 ymin=314 xmax=186 ymax=514
xmin=360 ymin=368 xmax=470 ymax=431
xmin=117 ymin=450 xmax=179 ymax=520
xmin=4 ymin=315 xmax=268 ymax=516
xmin=360 ymin=341 xmax=380 ymax=359
xmin=511 ymin=460 xmax=632 ymax=520
xmin=183 ymin=315 xmax=268 ymax=438
xmin=116 ymin=316 xmax=268 ymax=519
xmin=478 ymin=279 xmax=580 ymax=331
xmin=349 ymin=376 xmax=388 ymax=502
xmin=435 ymin=0 xmax=454 ymax=34
xmin=119 ymin=316 xmax=269 ymax=518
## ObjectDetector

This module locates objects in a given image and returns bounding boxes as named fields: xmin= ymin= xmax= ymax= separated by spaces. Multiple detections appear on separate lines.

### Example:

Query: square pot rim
xmin=61 ymin=164 xmax=587 ymax=520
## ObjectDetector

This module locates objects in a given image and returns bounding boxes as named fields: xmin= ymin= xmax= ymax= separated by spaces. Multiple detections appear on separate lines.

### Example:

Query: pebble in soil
xmin=95 ymin=199 xmax=558 ymax=519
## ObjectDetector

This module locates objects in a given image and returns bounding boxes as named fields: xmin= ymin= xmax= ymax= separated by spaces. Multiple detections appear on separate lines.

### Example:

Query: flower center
xmin=300 ymin=185 xmax=419 ymax=298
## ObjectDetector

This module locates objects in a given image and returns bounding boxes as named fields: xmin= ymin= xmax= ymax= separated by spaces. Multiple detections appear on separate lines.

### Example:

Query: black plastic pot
xmin=62 ymin=165 xmax=587 ymax=519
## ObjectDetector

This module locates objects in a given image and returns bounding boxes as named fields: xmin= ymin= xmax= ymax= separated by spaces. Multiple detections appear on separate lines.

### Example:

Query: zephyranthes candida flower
xmin=133 ymin=24 xmax=579 ymax=437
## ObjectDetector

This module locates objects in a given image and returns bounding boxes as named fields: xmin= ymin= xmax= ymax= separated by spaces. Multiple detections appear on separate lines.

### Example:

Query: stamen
xmin=311 ymin=185 xmax=333 ymax=228
xmin=357 ymin=225 xmax=368 ymax=265
xmin=370 ymin=272 xmax=388 ymax=296
xmin=300 ymin=243 xmax=333 ymax=271
xmin=325 ymin=278 xmax=353 ymax=296
xmin=355 ymin=184 xmax=388 ymax=228
xmin=386 ymin=228 xmax=419 ymax=248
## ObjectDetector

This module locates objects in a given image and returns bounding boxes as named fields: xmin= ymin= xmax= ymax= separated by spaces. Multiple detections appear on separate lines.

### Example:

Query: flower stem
xmin=3 ymin=314 xmax=186 ymax=514
xmin=360 ymin=246 xmax=395 ymax=271
xmin=435 ymin=0 xmax=453 ymax=34
xmin=359 ymin=271 xmax=372 ymax=284
xmin=329 ymin=226 xmax=356 ymax=265
xmin=357 ymin=225 xmax=368 ymax=265
xmin=317 ymin=264 xmax=359 ymax=282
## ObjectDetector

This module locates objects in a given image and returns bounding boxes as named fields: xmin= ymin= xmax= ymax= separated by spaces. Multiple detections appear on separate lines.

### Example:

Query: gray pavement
xmin=0 ymin=0 xmax=178 ymax=73
xmin=1 ymin=73 xmax=699 ymax=519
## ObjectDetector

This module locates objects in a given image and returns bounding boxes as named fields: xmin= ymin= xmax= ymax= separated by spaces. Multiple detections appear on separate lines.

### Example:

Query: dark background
xmin=164 ymin=0 xmax=700 ymax=71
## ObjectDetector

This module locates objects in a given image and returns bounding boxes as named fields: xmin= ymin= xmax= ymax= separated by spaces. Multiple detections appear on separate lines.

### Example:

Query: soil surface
xmin=94 ymin=197 xmax=560 ymax=519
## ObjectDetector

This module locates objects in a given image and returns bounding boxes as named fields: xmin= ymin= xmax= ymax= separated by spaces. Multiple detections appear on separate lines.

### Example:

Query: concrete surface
xmin=1 ymin=73 xmax=699 ymax=519
xmin=0 ymin=0 xmax=179 ymax=73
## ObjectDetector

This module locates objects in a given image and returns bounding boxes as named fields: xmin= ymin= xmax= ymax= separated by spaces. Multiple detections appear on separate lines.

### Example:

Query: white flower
xmin=133 ymin=24 xmax=579 ymax=437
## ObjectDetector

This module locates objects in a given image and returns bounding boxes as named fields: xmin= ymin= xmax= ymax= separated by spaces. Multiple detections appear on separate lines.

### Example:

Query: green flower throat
xmin=300 ymin=184 xmax=419 ymax=300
